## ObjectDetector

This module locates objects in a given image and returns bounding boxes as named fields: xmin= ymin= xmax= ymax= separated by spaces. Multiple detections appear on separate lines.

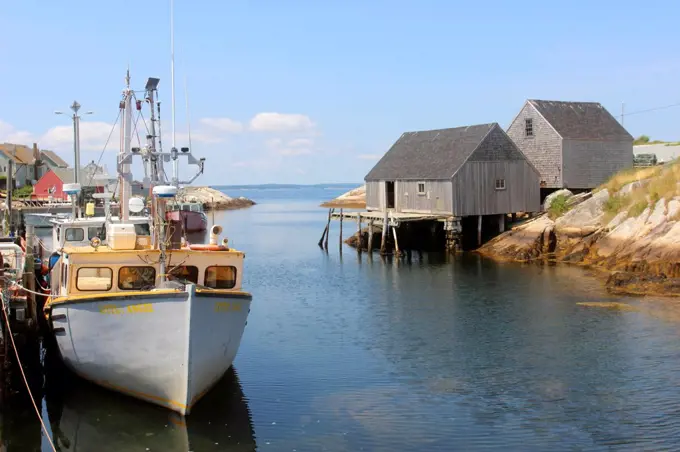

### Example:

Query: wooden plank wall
xmin=451 ymin=161 xmax=540 ymax=216
xmin=395 ymin=180 xmax=452 ymax=214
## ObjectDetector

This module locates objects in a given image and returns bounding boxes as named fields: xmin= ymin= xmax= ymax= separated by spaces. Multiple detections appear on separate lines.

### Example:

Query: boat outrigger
xmin=43 ymin=71 xmax=252 ymax=415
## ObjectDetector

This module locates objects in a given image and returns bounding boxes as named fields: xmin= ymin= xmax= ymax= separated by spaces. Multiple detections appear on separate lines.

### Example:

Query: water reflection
xmin=43 ymin=351 xmax=256 ymax=452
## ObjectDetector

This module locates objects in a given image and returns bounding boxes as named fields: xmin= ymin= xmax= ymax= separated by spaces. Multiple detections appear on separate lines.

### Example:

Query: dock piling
xmin=477 ymin=215 xmax=482 ymax=247
xmin=339 ymin=209 xmax=343 ymax=252
xmin=356 ymin=213 xmax=362 ymax=252
xmin=324 ymin=208 xmax=333 ymax=250
xmin=367 ymin=221 xmax=374 ymax=252
xmin=380 ymin=211 xmax=389 ymax=255
xmin=392 ymin=225 xmax=400 ymax=256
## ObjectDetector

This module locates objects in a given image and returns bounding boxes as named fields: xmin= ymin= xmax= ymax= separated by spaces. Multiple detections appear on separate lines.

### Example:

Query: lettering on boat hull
xmin=214 ymin=301 xmax=242 ymax=312
xmin=99 ymin=303 xmax=154 ymax=315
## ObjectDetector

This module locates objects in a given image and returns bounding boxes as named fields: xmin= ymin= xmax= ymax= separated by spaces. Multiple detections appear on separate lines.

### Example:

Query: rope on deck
xmin=0 ymin=292 xmax=57 ymax=452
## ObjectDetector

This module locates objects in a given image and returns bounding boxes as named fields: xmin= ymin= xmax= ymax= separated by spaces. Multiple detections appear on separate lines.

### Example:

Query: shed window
xmin=119 ymin=266 xmax=157 ymax=290
xmin=205 ymin=266 xmax=237 ymax=289
xmin=168 ymin=265 xmax=199 ymax=284
xmin=417 ymin=182 xmax=426 ymax=195
xmin=76 ymin=267 xmax=113 ymax=291
xmin=525 ymin=118 xmax=533 ymax=137
xmin=495 ymin=179 xmax=506 ymax=190
xmin=65 ymin=228 xmax=84 ymax=242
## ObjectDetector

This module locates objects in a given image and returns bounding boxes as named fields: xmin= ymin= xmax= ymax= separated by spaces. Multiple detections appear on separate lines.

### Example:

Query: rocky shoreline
xmin=176 ymin=186 xmax=256 ymax=211
xmin=478 ymin=162 xmax=680 ymax=297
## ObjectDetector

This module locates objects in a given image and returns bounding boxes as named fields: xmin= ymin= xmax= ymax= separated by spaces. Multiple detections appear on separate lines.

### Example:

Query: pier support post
xmin=380 ymin=211 xmax=389 ymax=255
xmin=477 ymin=215 xmax=482 ymax=247
xmin=324 ymin=208 xmax=333 ymax=250
xmin=339 ymin=209 xmax=343 ymax=252
xmin=367 ymin=221 xmax=374 ymax=252
xmin=318 ymin=208 xmax=331 ymax=248
xmin=499 ymin=214 xmax=505 ymax=233
xmin=392 ymin=225 xmax=400 ymax=257
xmin=356 ymin=213 xmax=362 ymax=252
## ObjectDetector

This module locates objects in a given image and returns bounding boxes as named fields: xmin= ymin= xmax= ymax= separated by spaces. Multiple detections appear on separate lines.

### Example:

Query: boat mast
xmin=170 ymin=0 xmax=178 ymax=187
xmin=119 ymin=70 xmax=134 ymax=221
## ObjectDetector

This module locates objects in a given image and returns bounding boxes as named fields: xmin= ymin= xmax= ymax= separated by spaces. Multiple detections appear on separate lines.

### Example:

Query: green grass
xmin=604 ymin=194 xmax=631 ymax=215
xmin=634 ymin=134 xmax=680 ymax=146
xmin=628 ymin=200 xmax=649 ymax=219
xmin=548 ymin=194 xmax=571 ymax=219
xmin=13 ymin=185 xmax=33 ymax=198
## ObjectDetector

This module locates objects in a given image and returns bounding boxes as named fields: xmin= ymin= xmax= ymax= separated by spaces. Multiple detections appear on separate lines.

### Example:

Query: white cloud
xmin=199 ymin=117 xmax=244 ymax=133
xmin=287 ymin=138 xmax=314 ymax=148
xmin=41 ymin=121 xmax=121 ymax=152
xmin=278 ymin=147 xmax=313 ymax=156
xmin=357 ymin=154 xmax=381 ymax=160
xmin=0 ymin=120 xmax=37 ymax=144
xmin=249 ymin=113 xmax=315 ymax=132
xmin=265 ymin=136 xmax=315 ymax=157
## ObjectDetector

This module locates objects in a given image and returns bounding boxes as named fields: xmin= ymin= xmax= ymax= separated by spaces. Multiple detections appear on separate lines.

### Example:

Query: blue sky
xmin=0 ymin=0 xmax=678 ymax=185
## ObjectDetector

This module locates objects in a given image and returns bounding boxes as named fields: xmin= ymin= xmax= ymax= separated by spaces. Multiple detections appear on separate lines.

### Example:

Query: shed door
xmin=385 ymin=181 xmax=395 ymax=209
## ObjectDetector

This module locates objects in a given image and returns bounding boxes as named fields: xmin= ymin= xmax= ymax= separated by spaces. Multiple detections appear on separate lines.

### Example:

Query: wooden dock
xmin=318 ymin=207 xmax=461 ymax=256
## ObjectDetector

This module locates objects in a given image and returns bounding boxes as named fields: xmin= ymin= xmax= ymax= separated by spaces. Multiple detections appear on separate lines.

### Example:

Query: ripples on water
xmin=5 ymin=186 xmax=680 ymax=451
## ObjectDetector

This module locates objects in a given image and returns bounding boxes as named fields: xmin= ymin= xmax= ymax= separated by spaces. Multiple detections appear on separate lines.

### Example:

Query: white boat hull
xmin=49 ymin=286 xmax=251 ymax=415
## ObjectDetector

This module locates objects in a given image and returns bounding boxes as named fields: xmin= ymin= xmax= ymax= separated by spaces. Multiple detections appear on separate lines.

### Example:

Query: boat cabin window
xmin=168 ymin=265 xmax=199 ymax=284
xmin=88 ymin=226 xmax=106 ymax=240
xmin=65 ymin=228 xmax=85 ymax=242
xmin=119 ymin=266 xmax=156 ymax=290
xmin=134 ymin=224 xmax=151 ymax=236
xmin=76 ymin=267 xmax=113 ymax=291
xmin=182 ymin=205 xmax=191 ymax=212
xmin=204 ymin=266 xmax=237 ymax=289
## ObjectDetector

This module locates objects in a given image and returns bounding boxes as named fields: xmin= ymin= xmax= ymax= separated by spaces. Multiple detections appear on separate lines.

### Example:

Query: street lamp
xmin=55 ymin=101 xmax=93 ymax=185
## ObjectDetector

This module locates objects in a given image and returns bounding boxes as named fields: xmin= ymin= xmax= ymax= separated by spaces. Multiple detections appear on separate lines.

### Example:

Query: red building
xmin=32 ymin=168 xmax=104 ymax=200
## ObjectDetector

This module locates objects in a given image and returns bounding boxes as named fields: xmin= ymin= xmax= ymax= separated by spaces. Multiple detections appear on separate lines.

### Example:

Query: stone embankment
xmin=479 ymin=161 xmax=680 ymax=296
xmin=176 ymin=186 xmax=255 ymax=211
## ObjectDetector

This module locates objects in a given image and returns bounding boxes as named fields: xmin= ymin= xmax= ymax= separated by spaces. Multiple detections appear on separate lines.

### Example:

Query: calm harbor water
xmin=7 ymin=184 xmax=680 ymax=451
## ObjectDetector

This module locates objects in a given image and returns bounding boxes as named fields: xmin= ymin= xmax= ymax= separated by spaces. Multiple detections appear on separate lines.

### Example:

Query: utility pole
xmin=55 ymin=102 xmax=92 ymax=217
xmin=621 ymin=102 xmax=625 ymax=126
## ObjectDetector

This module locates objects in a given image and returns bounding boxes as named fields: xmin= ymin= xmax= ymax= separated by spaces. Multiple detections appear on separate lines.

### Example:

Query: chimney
xmin=33 ymin=143 xmax=40 ymax=162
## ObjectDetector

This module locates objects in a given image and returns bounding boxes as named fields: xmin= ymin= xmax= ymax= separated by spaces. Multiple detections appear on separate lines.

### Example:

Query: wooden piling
xmin=324 ymin=208 xmax=333 ymax=250
xmin=356 ymin=213 xmax=362 ymax=252
xmin=392 ymin=225 xmax=400 ymax=256
xmin=339 ymin=209 xmax=343 ymax=251
xmin=477 ymin=215 xmax=482 ymax=247
xmin=380 ymin=211 xmax=389 ymax=255
xmin=498 ymin=214 xmax=505 ymax=233
xmin=367 ymin=221 xmax=374 ymax=251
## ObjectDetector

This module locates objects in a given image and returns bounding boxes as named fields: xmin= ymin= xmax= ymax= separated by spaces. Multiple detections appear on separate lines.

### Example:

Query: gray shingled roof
xmin=528 ymin=99 xmax=633 ymax=141
xmin=50 ymin=168 xmax=109 ymax=187
xmin=365 ymin=123 xmax=496 ymax=180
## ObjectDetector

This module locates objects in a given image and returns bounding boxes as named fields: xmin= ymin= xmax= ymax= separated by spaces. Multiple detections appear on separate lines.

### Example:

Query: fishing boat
xmin=43 ymin=65 xmax=252 ymax=414
xmin=166 ymin=201 xmax=208 ymax=232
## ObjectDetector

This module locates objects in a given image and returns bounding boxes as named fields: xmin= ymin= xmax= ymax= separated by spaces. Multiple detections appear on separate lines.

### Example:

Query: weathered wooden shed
xmin=507 ymin=100 xmax=633 ymax=197
xmin=364 ymin=122 xmax=541 ymax=218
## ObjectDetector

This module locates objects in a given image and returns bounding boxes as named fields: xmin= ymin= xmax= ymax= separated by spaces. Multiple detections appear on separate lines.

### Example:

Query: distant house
xmin=32 ymin=168 xmax=105 ymax=200
xmin=0 ymin=142 xmax=71 ymax=187
xmin=0 ymin=142 xmax=39 ymax=187
xmin=507 ymin=100 xmax=633 ymax=197
xmin=364 ymin=123 xmax=540 ymax=218
xmin=634 ymin=144 xmax=680 ymax=165
xmin=39 ymin=150 xmax=70 ymax=178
